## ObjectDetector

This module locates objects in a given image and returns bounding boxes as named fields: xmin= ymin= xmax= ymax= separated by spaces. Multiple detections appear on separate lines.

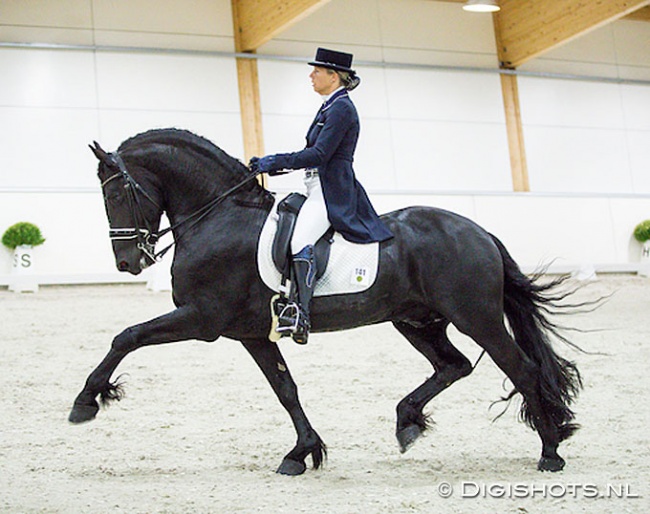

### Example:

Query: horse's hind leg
xmin=490 ymin=337 xmax=568 ymax=471
xmin=461 ymin=321 xmax=569 ymax=472
xmin=393 ymin=319 xmax=473 ymax=453
xmin=240 ymin=338 xmax=326 ymax=476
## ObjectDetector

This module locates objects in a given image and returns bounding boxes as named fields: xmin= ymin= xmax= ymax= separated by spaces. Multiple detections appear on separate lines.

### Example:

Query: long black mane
xmin=118 ymin=128 xmax=266 ymax=196
xmin=118 ymin=128 xmax=245 ymax=172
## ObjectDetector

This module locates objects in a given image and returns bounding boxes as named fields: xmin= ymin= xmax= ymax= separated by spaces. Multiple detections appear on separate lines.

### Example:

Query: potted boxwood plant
xmin=2 ymin=221 xmax=46 ymax=292
xmin=633 ymin=219 xmax=650 ymax=277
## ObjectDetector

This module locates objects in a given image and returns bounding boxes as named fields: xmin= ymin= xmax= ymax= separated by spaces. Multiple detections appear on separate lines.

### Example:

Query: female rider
xmin=250 ymin=48 xmax=393 ymax=344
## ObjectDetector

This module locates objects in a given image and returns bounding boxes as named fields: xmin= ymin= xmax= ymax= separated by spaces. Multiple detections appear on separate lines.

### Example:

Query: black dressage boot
xmin=277 ymin=245 xmax=316 ymax=344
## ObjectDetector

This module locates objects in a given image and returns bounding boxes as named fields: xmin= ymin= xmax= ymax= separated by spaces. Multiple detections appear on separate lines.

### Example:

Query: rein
xmin=101 ymin=152 xmax=260 ymax=264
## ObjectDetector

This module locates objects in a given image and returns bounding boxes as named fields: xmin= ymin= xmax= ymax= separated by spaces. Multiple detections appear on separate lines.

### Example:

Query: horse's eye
xmin=106 ymin=192 xmax=123 ymax=205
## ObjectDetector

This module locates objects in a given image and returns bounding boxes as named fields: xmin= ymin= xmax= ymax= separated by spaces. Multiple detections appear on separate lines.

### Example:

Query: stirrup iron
xmin=276 ymin=302 xmax=301 ymax=333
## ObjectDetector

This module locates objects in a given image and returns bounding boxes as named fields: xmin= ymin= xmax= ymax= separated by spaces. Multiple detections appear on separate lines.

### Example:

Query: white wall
xmin=0 ymin=46 xmax=244 ymax=284
xmin=1 ymin=0 xmax=649 ymax=286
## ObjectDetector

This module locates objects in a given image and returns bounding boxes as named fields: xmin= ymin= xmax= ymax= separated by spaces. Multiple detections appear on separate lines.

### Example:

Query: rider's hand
xmin=248 ymin=156 xmax=260 ymax=173
xmin=249 ymin=155 xmax=278 ymax=174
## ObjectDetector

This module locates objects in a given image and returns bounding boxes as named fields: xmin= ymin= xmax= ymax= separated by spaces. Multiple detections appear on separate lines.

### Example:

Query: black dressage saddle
xmin=271 ymin=193 xmax=334 ymax=281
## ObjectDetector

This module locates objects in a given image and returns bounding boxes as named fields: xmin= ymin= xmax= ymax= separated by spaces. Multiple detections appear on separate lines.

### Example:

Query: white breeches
xmin=291 ymin=174 xmax=331 ymax=254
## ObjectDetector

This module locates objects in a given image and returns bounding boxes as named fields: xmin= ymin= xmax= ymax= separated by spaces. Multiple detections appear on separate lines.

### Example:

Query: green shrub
xmin=633 ymin=220 xmax=650 ymax=243
xmin=2 ymin=222 xmax=46 ymax=249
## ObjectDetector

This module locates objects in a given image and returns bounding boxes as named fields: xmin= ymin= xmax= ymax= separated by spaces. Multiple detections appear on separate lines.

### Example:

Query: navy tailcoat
xmin=268 ymin=89 xmax=393 ymax=244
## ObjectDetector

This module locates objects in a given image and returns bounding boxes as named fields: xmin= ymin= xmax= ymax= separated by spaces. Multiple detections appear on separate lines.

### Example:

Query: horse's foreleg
xmin=240 ymin=339 xmax=326 ymax=476
xmin=68 ymin=345 xmax=125 ymax=423
xmin=393 ymin=319 xmax=473 ymax=453
xmin=69 ymin=306 xmax=205 ymax=424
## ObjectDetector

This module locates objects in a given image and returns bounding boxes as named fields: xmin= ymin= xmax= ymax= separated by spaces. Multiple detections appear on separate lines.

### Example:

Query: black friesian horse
xmin=70 ymin=128 xmax=581 ymax=474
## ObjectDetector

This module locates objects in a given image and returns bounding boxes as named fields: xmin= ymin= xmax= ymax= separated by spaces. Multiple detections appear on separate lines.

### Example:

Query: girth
xmin=271 ymin=192 xmax=333 ymax=279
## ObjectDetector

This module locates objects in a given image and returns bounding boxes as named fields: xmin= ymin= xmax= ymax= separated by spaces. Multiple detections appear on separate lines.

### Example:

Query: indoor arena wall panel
xmin=0 ymin=106 xmax=99 ymax=189
xmin=518 ymin=78 xmax=626 ymax=129
xmin=94 ymin=53 xmax=239 ymax=113
xmin=473 ymin=196 xmax=619 ymax=267
xmin=524 ymin=126 xmax=632 ymax=194
xmin=627 ymin=131 xmax=650 ymax=194
xmin=257 ymin=60 xmax=320 ymax=117
xmin=389 ymin=119 xmax=511 ymax=192
xmin=0 ymin=48 xmax=97 ymax=108
xmin=620 ymin=84 xmax=650 ymax=131
xmin=384 ymin=68 xmax=505 ymax=123
xmin=351 ymin=118 xmax=397 ymax=191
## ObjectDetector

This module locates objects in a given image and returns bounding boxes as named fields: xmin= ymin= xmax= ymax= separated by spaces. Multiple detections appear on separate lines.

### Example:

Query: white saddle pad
xmin=257 ymin=196 xmax=379 ymax=297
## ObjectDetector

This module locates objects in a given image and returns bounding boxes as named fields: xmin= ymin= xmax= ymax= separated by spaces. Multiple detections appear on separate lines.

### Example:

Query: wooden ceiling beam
xmin=625 ymin=5 xmax=650 ymax=21
xmin=232 ymin=0 xmax=332 ymax=53
xmin=493 ymin=0 xmax=650 ymax=68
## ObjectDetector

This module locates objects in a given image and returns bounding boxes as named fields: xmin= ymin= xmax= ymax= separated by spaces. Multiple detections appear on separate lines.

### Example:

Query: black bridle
xmin=101 ymin=152 xmax=260 ymax=267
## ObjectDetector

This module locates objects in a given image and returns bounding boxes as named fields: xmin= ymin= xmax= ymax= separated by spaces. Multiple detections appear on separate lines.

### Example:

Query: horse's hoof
xmin=68 ymin=402 xmax=99 ymax=424
xmin=537 ymin=456 xmax=565 ymax=472
xmin=276 ymin=458 xmax=306 ymax=476
xmin=397 ymin=425 xmax=422 ymax=454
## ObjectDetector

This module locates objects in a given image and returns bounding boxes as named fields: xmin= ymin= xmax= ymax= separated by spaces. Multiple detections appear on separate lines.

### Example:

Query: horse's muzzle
xmin=115 ymin=256 xmax=143 ymax=275
xmin=118 ymin=260 xmax=132 ymax=273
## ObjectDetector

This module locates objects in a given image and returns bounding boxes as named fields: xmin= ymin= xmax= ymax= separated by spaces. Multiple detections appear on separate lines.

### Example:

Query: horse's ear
xmin=89 ymin=141 xmax=109 ymax=163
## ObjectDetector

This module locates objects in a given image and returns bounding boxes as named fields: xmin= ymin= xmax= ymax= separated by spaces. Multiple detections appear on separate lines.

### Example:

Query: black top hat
xmin=308 ymin=48 xmax=355 ymax=74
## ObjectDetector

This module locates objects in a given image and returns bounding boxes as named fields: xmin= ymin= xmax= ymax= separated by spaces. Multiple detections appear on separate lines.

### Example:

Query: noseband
xmin=101 ymin=152 xmax=260 ymax=267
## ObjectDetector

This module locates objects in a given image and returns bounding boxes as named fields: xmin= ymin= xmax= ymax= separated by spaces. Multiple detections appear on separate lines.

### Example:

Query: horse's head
xmin=90 ymin=141 xmax=164 ymax=275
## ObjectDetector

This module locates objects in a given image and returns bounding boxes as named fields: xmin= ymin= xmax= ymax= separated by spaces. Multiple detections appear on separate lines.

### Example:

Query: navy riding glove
xmin=248 ymin=156 xmax=259 ymax=173
xmin=249 ymin=155 xmax=280 ymax=174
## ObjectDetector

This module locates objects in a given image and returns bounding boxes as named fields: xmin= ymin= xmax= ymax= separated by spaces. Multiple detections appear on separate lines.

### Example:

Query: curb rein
xmin=100 ymin=152 xmax=260 ymax=267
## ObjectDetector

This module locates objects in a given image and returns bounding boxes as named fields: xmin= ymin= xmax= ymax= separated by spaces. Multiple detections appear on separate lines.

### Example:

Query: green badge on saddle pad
xmin=352 ymin=267 xmax=370 ymax=285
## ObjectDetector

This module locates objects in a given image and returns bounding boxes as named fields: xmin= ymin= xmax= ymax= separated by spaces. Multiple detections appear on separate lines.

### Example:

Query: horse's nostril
xmin=118 ymin=261 xmax=129 ymax=272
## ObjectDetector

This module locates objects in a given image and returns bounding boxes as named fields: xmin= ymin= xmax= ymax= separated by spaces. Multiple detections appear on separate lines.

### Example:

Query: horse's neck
xmin=149 ymin=155 xmax=235 ymax=216
xmin=149 ymin=156 xmax=270 ymax=233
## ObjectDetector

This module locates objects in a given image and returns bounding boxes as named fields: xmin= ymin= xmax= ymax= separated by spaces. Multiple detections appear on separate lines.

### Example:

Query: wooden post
xmin=235 ymin=54 xmax=265 ymax=163
xmin=493 ymin=8 xmax=529 ymax=193
xmin=232 ymin=0 xmax=265 ymax=185
xmin=499 ymin=73 xmax=529 ymax=192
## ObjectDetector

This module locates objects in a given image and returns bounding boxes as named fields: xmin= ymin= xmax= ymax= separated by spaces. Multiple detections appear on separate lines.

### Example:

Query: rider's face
xmin=310 ymin=66 xmax=340 ymax=95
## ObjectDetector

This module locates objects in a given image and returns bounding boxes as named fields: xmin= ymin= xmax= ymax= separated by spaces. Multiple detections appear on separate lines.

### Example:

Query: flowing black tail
xmin=491 ymin=234 xmax=582 ymax=442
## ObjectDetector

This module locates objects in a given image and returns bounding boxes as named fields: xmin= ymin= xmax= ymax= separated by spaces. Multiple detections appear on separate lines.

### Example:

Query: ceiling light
xmin=463 ymin=0 xmax=500 ymax=13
